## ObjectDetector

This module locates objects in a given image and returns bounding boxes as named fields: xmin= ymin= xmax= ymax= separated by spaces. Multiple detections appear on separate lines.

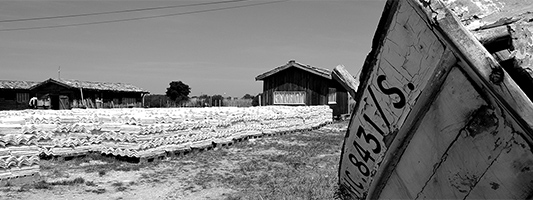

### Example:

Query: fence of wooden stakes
xmin=0 ymin=106 xmax=333 ymax=183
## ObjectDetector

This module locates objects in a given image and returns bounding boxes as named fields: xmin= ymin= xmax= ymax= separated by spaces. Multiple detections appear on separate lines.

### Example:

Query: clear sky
xmin=0 ymin=0 xmax=386 ymax=97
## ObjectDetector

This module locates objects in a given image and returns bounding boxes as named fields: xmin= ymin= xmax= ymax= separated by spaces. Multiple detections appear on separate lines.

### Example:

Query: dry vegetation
xmin=0 ymin=121 xmax=348 ymax=200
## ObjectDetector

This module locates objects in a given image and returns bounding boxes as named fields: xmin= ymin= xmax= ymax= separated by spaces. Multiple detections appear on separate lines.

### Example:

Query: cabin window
xmin=273 ymin=91 xmax=305 ymax=105
xmin=328 ymin=88 xmax=336 ymax=104
xmin=16 ymin=93 xmax=29 ymax=103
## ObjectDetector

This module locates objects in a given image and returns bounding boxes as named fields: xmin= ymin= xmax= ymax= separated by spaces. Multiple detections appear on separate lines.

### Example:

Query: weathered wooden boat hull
xmin=339 ymin=0 xmax=533 ymax=199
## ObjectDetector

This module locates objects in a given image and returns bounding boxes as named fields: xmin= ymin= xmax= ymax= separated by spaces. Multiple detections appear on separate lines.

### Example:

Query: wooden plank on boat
xmin=379 ymin=67 xmax=521 ymax=198
xmin=338 ymin=0 xmax=452 ymax=198
xmin=421 ymin=0 xmax=533 ymax=131
xmin=466 ymin=130 xmax=533 ymax=199
xmin=379 ymin=67 xmax=486 ymax=198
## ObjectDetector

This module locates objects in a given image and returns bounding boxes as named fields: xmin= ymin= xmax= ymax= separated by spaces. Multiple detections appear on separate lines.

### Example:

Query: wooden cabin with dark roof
xmin=30 ymin=78 xmax=149 ymax=110
xmin=255 ymin=60 xmax=349 ymax=117
xmin=0 ymin=80 xmax=40 ymax=110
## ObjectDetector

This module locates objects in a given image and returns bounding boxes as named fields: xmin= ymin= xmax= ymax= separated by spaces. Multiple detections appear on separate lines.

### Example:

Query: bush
xmin=34 ymin=181 xmax=51 ymax=189
xmin=98 ymin=170 xmax=106 ymax=177
xmin=223 ymin=99 xmax=252 ymax=107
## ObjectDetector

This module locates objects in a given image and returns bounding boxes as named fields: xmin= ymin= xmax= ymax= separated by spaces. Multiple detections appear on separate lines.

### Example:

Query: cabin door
xmin=59 ymin=95 xmax=69 ymax=110
xmin=50 ymin=95 xmax=60 ymax=110
xmin=327 ymin=88 xmax=340 ymax=117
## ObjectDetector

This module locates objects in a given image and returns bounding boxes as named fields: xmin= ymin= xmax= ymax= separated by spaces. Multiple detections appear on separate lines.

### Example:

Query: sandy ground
xmin=0 ymin=121 xmax=348 ymax=200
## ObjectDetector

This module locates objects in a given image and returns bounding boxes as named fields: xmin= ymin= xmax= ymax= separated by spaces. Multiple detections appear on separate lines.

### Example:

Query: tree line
xmin=144 ymin=81 xmax=260 ymax=108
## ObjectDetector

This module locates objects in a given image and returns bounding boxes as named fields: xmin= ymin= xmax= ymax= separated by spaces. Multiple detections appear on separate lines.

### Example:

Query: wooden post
xmin=79 ymin=88 xmax=84 ymax=107
xmin=332 ymin=65 xmax=359 ymax=98
xmin=141 ymin=93 xmax=145 ymax=108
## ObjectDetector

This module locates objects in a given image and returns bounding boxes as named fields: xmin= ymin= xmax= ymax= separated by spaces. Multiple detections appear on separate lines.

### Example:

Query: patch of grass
xmin=191 ymin=169 xmax=225 ymax=189
xmin=83 ymin=161 xmax=145 ymax=174
xmin=32 ymin=121 xmax=347 ymax=199
xmin=89 ymin=188 xmax=106 ymax=194
xmin=140 ymin=173 xmax=150 ymax=179
xmin=33 ymin=177 xmax=90 ymax=190
xmin=111 ymin=181 xmax=129 ymax=192
xmin=334 ymin=184 xmax=355 ymax=200
xmin=238 ymin=158 xmax=271 ymax=173
xmin=150 ymin=178 xmax=162 ymax=183
xmin=85 ymin=181 xmax=97 ymax=186
xmin=115 ymin=164 xmax=143 ymax=172
xmin=39 ymin=160 xmax=55 ymax=171
xmin=138 ymin=172 xmax=165 ymax=184
xmin=116 ymin=186 xmax=128 ymax=192
xmin=226 ymin=168 xmax=339 ymax=199
xmin=17 ymin=184 xmax=31 ymax=192
xmin=183 ymin=185 xmax=195 ymax=192
xmin=33 ymin=181 xmax=52 ymax=190
xmin=185 ymin=149 xmax=231 ymax=167
xmin=0 ymin=188 xmax=11 ymax=193
xmin=4 ymin=181 xmax=12 ymax=187
xmin=50 ymin=169 xmax=68 ymax=178
xmin=218 ymin=121 xmax=347 ymax=199
xmin=111 ymin=182 xmax=123 ymax=187
xmin=40 ymin=153 xmax=147 ymax=176
xmin=42 ymin=177 xmax=86 ymax=186
xmin=266 ymin=154 xmax=307 ymax=169
xmin=56 ymin=177 xmax=86 ymax=185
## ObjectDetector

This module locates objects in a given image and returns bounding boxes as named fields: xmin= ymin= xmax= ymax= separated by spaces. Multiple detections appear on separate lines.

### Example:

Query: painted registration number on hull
xmin=338 ymin=0 xmax=448 ymax=198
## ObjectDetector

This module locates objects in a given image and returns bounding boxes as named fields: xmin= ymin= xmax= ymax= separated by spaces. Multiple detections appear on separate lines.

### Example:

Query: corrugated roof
xmin=31 ymin=78 xmax=149 ymax=93
xmin=255 ymin=60 xmax=332 ymax=81
xmin=58 ymin=79 xmax=148 ymax=93
xmin=0 ymin=80 xmax=40 ymax=90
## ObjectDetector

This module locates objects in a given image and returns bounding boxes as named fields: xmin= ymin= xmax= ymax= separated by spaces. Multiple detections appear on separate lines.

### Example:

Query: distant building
xmin=255 ymin=60 xmax=349 ymax=117
xmin=0 ymin=78 xmax=149 ymax=110
xmin=0 ymin=80 xmax=40 ymax=110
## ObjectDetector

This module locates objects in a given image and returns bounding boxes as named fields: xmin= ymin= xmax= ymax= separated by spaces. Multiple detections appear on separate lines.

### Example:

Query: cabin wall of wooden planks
xmin=33 ymin=80 xmax=144 ymax=109
xmin=329 ymin=80 xmax=349 ymax=118
xmin=261 ymin=67 xmax=348 ymax=117
xmin=0 ymin=89 xmax=31 ymax=110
